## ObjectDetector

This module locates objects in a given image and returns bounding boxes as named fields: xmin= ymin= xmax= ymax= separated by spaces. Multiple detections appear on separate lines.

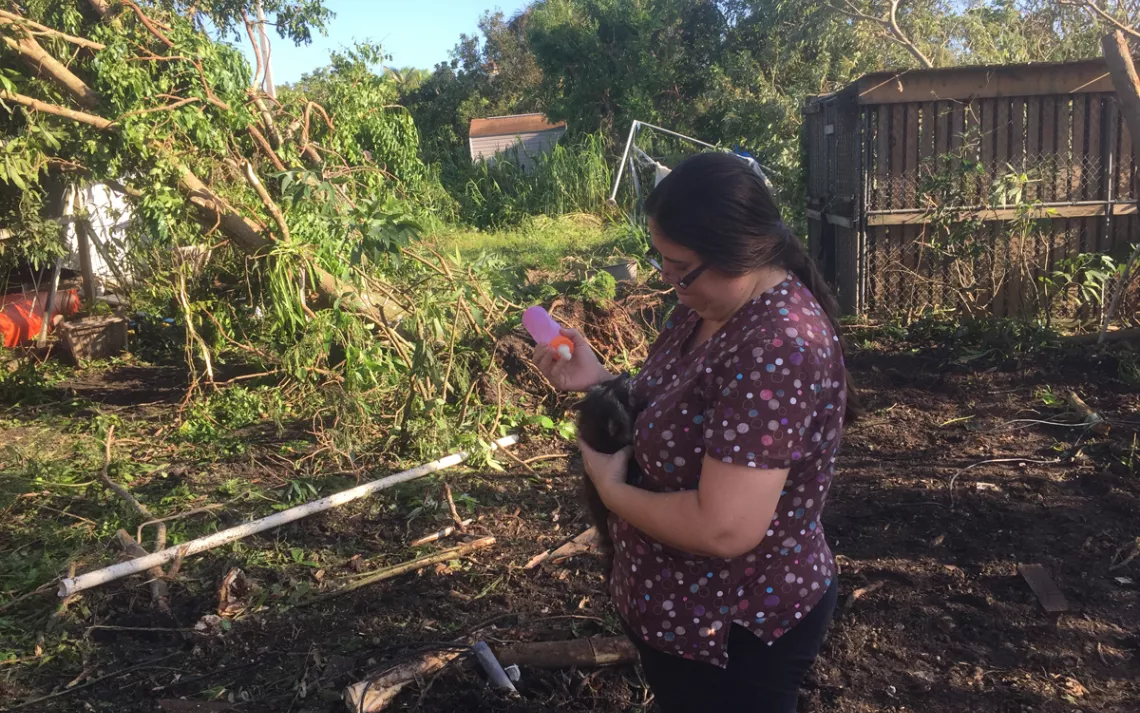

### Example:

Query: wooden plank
xmin=1042 ymin=96 xmax=1057 ymax=202
xmin=1086 ymin=94 xmax=1103 ymax=202
xmin=1011 ymin=97 xmax=1025 ymax=174
xmin=1119 ymin=98 xmax=1134 ymax=200
xmin=1071 ymin=94 xmax=1087 ymax=203
xmin=951 ymin=101 xmax=966 ymax=154
xmin=1017 ymin=564 xmax=1069 ymax=613
xmin=962 ymin=101 xmax=981 ymax=203
xmin=865 ymin=201 xmax=1138 ymax=225
xmin=856 ymin=59 xmax=1114 ymax=105
xmin=876 ymin=106 xmax=890 ymax=210
xmin=1055 ymin=98 xmax=1073 ymax=202
xmin=807 ymin=216 xmax=823 ymax=263
xmin=77 ymin=218 xmax=96 ymax=304
xmin=921 ymin=101 xmax=937 ymax=164
xmin=1057 ymin=219 xmax=1073 ymax=280
xmin=867 ymin=226 xmax=883 ymax=310
xmin=1003 ymin=222 xmax=1019 ymax=318
xmin=935 ymin=100 xmax=951 ymax=171
xmin=891 ymin=103 xmax=906 ymax=209
xmin=980 ymin=99 xmax=996 ymax=205
xmin=905 ymin=103 xmax=920 ymax=207
xmin=986 ymin=222 xmax=1005 ymax=318
xmin=1026 ymin=97 xmax=1041 ymax=202
xmin=996 ymin=98 xmax=1011 ymax=171
xmin=889 ymin=103 xmax=906 ymax=305
xmin=918 ymin=102 xmax=937 ymax=313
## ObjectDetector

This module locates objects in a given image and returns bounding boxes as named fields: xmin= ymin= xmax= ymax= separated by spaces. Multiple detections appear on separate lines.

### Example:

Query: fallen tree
xmin=0 ymin=1 xmax=522 ymax=463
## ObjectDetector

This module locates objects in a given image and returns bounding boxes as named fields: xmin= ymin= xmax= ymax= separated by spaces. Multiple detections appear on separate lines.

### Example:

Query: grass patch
xmin=427 ymin=214 xmax=644 ymax=271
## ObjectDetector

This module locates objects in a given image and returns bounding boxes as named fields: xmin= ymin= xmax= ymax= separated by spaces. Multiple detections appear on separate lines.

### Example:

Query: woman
xmin=533 ymin=152 xmax=854 ymax=713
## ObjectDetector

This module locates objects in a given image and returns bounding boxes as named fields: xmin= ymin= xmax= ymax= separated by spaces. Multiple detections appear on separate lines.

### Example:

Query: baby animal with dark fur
xmin=574 ymin=375 xmax=644 ymax=579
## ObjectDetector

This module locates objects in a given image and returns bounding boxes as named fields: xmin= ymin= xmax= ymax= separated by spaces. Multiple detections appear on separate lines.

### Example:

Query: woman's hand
xmin=533 ymin=327 xmax=612 ymax=393
xmin=578 ymin=437 xmax=632 ymax=502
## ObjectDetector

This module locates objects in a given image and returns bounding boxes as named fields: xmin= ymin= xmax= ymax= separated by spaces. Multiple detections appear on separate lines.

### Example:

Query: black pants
xmin=624 ymin=582 xmax=838 ymax=713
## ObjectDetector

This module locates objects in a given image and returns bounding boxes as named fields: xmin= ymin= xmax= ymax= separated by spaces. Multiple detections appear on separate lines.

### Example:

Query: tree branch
xmin=0 ymin=32 xmax=100 ymax=108
xmin=300 ymin=101 xmax=333 ymax=165
xmin=247 ymin=123 xmax=286 ymax=171
xmin=1061 ymin=1 xmax=1140 ymax=43
xmin=249 ymin=93 xmax=283 ymax=148
xmin=124 ymin=52 xmax=231 ymax=110
xmin=7 ymin=4 xmax=387 ymax=329
xmin=0 ymin=11 xmax=105 ymax=51
xmin=1099 ymin=30 xmax=1140 ymax=342
xmin=825 ymin=0 xmax=934 ymax=69
xmin=117 ymin=96 xmax=201 ymax=120
xmin=122 ymin=0 xmax=174 ymax=47
xmin=242 ymin=160 xmax=290 ymax=242
xmin=242 ymin=11 xmax=265 ymax=92
xmin=86 ymin=0 xmax=114 ymax=18
xmin=1 ymin=90 xmax=111 ymax=129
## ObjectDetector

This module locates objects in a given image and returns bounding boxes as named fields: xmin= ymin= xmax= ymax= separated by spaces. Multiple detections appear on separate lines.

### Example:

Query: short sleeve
xmin=702 ymin=335 xmax=822 ymax=470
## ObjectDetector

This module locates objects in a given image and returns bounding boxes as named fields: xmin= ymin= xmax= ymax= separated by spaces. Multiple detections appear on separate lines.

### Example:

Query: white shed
xmin=469 ymin=114 xmax=567 ymax=172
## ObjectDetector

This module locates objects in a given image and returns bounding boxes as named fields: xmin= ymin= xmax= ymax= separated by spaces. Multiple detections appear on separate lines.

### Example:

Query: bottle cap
xmin=550 ymin=335 xmax=575 ymax=361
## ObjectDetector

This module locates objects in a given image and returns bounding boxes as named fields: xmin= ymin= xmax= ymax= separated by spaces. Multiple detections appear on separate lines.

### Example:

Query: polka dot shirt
xmin=610 ymin=275 xmax=845 ymax=668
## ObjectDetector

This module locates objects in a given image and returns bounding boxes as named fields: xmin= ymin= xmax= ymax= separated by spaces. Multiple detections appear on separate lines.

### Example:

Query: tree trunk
xmin=11 ymin=3 xmax=384 ymax=326
xmin=1099 ymin=31 xmax=1140 ymax=342
xmin=493 ymin=636 xmax=638 ymax=669
xmin=1 ymin=33 xmax=99 ymax=108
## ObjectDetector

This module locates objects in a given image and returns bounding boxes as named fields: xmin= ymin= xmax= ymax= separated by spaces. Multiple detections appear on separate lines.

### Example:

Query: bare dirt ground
xmin=2 ymin=340 xmax=1139 ymax=712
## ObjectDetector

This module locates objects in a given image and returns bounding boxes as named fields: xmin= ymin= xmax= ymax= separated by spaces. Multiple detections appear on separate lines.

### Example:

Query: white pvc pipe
xmin=58 ymin=435 xmax=520 ymax=597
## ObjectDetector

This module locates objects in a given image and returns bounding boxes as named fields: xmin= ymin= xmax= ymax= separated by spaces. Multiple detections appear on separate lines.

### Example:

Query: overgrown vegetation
xmin=403 ymin=0 xmax=1105 ymax=228
xmin=4 ymin=3 xmax=1140 ymax=711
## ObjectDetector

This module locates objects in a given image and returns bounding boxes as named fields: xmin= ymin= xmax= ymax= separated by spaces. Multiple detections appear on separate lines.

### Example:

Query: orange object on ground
xmin=0 ymin=289 xmax=80 ymax=347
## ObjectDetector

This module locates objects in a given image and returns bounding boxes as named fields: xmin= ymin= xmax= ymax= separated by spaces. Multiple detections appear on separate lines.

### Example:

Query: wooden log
xmin=524 ymin=527 xmax=600 ymax=569
xmin=1018 ymin=563 xmax=1069 ymax=613
xmin=494 ymin=636 xmax=638 ymax=669
xmin=1059 ymin=327 xmax=1140 ymax=344
xmin=343 ymin=649 xmax=462 ymax=713
xmin=115 ymin=529 xmax=171 ymax=614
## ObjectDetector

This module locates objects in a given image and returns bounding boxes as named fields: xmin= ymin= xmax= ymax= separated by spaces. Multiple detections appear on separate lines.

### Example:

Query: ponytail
xmin=779 ymin=233 xmax=861 ymax=421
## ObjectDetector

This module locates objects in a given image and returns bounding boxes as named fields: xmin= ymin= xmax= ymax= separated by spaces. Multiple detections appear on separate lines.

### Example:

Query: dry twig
xmin=307 ymin=537 xmax=496 ymax=603
xmin=99 ymin=426 xmax=151 ymax=519
xmin=443 ymin=484 xmax=466 ymax=534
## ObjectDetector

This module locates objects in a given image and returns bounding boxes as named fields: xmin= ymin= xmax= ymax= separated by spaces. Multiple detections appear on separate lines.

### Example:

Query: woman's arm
xmin=581 ymin=443 xmax=786 ymax=559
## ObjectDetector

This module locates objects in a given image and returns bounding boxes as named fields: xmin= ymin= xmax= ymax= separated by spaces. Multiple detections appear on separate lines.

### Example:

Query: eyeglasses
xmin=646 ymin=248 xmax=709 ymax=289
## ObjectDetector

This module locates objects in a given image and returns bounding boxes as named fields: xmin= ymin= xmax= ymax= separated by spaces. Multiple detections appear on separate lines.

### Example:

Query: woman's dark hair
xmin=644 ymin=151 xmax=859 ymax=419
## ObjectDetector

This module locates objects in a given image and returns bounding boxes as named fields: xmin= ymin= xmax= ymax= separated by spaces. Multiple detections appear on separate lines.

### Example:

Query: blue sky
xmin=235 ymin=0 xmax=531 ymax=84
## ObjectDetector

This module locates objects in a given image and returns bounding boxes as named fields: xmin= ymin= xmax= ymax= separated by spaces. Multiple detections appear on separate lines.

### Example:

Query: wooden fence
xmin=804 ymin=59 xmax=1138 ymax=319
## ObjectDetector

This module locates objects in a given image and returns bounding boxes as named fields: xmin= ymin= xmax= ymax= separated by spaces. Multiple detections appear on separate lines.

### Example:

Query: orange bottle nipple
xmin=549 ymin=335 xmax=574 ymax=361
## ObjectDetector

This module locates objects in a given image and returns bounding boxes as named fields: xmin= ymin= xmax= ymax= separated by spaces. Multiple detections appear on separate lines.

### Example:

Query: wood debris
xmin=1018 ymin=563 xmax=1069 ymax=613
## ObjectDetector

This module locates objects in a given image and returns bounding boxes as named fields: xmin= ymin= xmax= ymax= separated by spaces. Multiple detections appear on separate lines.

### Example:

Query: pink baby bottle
xmin=522 ymin=306 xmax=574 ymax=360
